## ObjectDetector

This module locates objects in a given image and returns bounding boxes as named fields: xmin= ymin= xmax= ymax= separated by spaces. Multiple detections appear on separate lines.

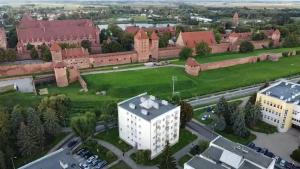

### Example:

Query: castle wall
xmin=211 ymin=43 xmax=231 ymax=53
xmin=64 ymin=57 xmax=90 ymax=69
xmin=90 ymin=51 xmax=138 ymax=67
xmin=250 ymin=40 xmax=270 ymax=50
xmin=158 ymin=47 xmax=181 ymax=59
xmin=0 ymin=62 xmax=53 ymax=77
xmin=185 ymin=65 xmax=201 ymax=76
xmin=54 ymin=67 xmax=68 ymax=87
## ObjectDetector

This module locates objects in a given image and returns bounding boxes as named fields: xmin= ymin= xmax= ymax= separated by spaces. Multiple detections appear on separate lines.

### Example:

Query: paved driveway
xmin=253 ymin=128 xmax=300 ymax=165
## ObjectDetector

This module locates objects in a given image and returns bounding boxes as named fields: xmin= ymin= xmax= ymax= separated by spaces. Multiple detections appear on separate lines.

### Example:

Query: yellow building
xmin=256 ymin=80 xmax=300 ymax=132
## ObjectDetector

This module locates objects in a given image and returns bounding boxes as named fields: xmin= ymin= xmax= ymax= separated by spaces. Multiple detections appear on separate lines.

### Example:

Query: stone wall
xmin=211 ymin=43 xmax=231 ymax=54
xmin=0 ymin=62 xmax=53 ymax=77
xmin=90 ymin=51 xmax=138 ymax=67
xmin=251 ymin=40 xmax=270 ymax=50
xmin=158 ymin=47 xmax=181 ymax=59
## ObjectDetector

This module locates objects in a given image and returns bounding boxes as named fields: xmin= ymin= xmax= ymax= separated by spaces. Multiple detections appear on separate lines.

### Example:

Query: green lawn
xmin=217 ymin=130 xmax=257 ymax=145
xmin=178 ymin=154 xmax=192 ymax=167
xmin=94 ymin=128 xmax=132 ymax=152
xmin=15 ymin=132 xmax=69 ymax=167
xmin=109 ymin=161 xmax=131 ymax=169
xmin=173 ymin=47 xmax=300 ymax=65
xmin=249 ymin=120 xmax=278 ymax=134
xmin=131 ymin=128 xmax=197 ymax=165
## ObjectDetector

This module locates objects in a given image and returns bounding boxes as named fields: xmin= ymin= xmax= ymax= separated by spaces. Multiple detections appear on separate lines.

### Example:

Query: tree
xmin=81 ymin=40 xmax=92 ymax=52
xmin=195 ymin=42 xmax=211 ymax=56
xmin=7 ymin=28 xmax=18 ymax=48
xmin=120 ymin=33 xmax=134 ymax=51
xmin=100 ymin=29 xmax=108 ymax=43
xmin=26 ymin=108 xmax=45 ymax=149
xmin=17 ymin=122 xmax=39 ymax=156
xmin=232 ymin=109 xmax=250 ymax=137
xmin=239 ymin=41 xmax=254 ymax=53
xmin=215 ymin=97 xmax=229 ymax=118
xmin=9 ymin=105 xmax=24 ymax=134
xmin=214 ymin=31 xmax=221 ymax=44
xmin=71 ymin=111 xmax=96 ymax=142
xmin=26 ymin=43 xmax=34 ymax=50
xmin=291 ymin=146 xmax=300 ymax=163
xmin=4 ymin=49 xmax=16 ymax=62
xmin=245 ymin=102 xmax=262 ymax=128
xmin=179 ymin=101 xmax=193 ymax=128
xmin=159 ymin=32 xmax=171 ymax=48
xmin=43 ymin=108 xmax=61 ymax=136
xmin=251 ymin=32 xmax=266 ymax=41
xmin=39 ymin=44 xmax=52 ymax=61
xmin=179 ymin=47 xmax=192 ymax=60
xmin=282 ymin=33 xmax=300 ymax=48
xmin=30 ymin=48 xmax=39 ymax=59
xmin=0 ymin=150 xmax=6 ymax=169
xmin=159 ymin=142 xmax=177 ymax=169
xmin=171 ymin=94 xmax=181 ymax=105
xmin=214 ymin=115 xmax=226 ymax=131
xmin=107 ymin=24 xmax=123 ymax=39
xmin=101 ymin=41 xmax=124 ymax=53
xmin=0 ymin=111 xmax=9 ymax=142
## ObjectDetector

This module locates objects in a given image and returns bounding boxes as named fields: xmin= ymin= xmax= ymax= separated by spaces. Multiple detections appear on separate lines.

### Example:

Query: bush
xmin=135 ymin=150 xmax=151 ymax=164
xmin=106 ymin=151 xmax=115 ymax=159
xmin=296 ymin=50 xmax=300 ymax=55
xmin=189 ymin=140 xmax=209 ymax=155
xmin=179 ymin=47 xmax=193 ymax=60
xmin=282 ymin=52 xmax=289 ymax=57
xmin=291 ymin=146 xmax=300 ymax=162
xmin=282 ymin=33 xmax=300 ymax=48
xmin=239 ymin=41 xmax=254 ymax=53
xmin=195 ymin=42 xmax=212 ymax=56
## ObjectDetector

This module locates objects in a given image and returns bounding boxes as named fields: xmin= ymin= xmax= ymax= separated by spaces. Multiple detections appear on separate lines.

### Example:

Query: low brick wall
xmin=212 ymin=43 xmax=231 ymax=53
xmin=0 ymin=62 xmax=53 ymax=77
xmin=90 ymin=51 xmax=138 ymax=67
xmin=158 ymin=47 xmax=181 ymax=59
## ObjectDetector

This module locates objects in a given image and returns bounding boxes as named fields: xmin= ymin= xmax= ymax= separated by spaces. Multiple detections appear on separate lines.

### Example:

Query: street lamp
xmin=10 ymin=156 xmax=16 ymax=169
xmin=172 ymin=75 xmax=177 ymax=96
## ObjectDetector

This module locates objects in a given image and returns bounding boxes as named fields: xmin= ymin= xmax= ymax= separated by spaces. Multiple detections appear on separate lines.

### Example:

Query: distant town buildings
xmin=16 ymin=14 xmax=100 ymax=59
xmin=118 ymin=93 xmax=180 ymax=158
xmin=257 ymin=80 xmax=300 ymax=132
xmin=184 ymin=136 xmax=275 ymax=169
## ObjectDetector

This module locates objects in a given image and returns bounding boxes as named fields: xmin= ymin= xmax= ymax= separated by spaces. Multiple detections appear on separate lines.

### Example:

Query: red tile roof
xmin=181 ymin=31 xmax=216 ymax=48
xmin=50 ymin=43 xmax=61 ymax=52
xmin=17 ymin=14 xmax=99 ymax=44
xmin=62 ymin=47 xmax=89 ymax=59
xmin=134 ymin=29 xmax=149 ymax=40
xmin=186 ymin=57 xmax=200 ymax=67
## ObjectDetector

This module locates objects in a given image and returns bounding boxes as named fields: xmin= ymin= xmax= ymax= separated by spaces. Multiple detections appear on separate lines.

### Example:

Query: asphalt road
xmin=187 ymin=120 xmax=218 ymax=141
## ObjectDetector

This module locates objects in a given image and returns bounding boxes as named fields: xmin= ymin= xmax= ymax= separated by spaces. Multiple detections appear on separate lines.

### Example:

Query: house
xmin=185 ymin=57 xmax=201 ymax=76
xmin=118 ymin=93 xmax=181 ymax=158
xmin=185 ymin=136 xmax=275 ymax=169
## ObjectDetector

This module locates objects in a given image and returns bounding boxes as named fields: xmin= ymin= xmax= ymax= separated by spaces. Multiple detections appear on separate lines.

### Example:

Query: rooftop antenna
xmin=172 ymin=75 xmax=177 ymax=96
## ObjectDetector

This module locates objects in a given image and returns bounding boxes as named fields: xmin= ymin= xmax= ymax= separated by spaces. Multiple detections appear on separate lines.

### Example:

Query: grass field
xmin=249 ymin=120 xmax=278 ymax=134
xmin=2 ymin=55 xmax=300 ymax=116
xmin=131 ymin=128 xmax=197 ymax=165
xmin=217 ymin=130 xmax=257 ymax=145
xmin=94 ymin=128 xmax=132 ymax=152
xmin=178 ymin=154 xmax=192 ymax=167
xmin=173 ymin=47 xmax=300 ymax=65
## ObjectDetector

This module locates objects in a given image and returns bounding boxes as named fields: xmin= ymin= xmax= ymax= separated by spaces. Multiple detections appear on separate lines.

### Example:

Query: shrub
xmin=239 ymin=41 xmax=254 ymax=53
xmin=282 ymin=52 xmax=289 ymax=57
xmin=195 ymin=42 xmax=212 ymax=56
xmin=290 ymin=146 xmax=300 ymax=162
xmin=135 ymin=150 xmax=151 ymax=164
xmin=179 ymin=47 xmax=193 ymax=60
xmin=296 ymin=50 xmax=300 ymax=55
xmin=106 ymin=151 xmax=115 ymax=159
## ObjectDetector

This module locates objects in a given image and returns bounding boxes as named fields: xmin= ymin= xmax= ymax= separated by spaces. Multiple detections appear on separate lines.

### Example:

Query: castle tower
xmin=272 ymin=29 xmax=281 ymax=47
xmin=232 ymin=12 xmax=239 ymax=27
xmin=53 ymin=62 xmax=69 ymax=87
xmin=50 ymin=43 xmax=62 ymax=63
xmin=0 ymin=27 xmax=7 ymax=49
xmin=134 ymin=29 xmax=150 ymax=62
xmin=150 ymin=31 xmax=159 ymax=61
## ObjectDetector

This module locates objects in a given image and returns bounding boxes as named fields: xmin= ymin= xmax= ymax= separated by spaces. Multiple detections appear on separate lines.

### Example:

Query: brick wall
xmin=251 ymin=40 xmax=270 ymax=49
xmin=158 ymin=47 xmax=181 ymax=59
xmin=0 ymin=62 xmax=53 ymax=77
xmin=211 ymin=43 xmax=231 ymax=54
xmin=90 ymin=51 xmax=138 ymax=67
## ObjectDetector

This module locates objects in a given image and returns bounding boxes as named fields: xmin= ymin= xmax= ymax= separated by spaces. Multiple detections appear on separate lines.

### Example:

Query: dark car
xmin=67 ymin=140 xmax=78 ymax=148
xmin=247 ymin=142 xmax=255 ymax=149
xmin=265 ymin=151 xmax=275 ymax=158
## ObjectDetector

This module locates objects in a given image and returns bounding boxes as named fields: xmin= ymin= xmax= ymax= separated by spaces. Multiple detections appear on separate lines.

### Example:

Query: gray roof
xmin=202 ymin=146 xmax=223 ymax=162
xmin=261 ymin=80 xmax=300 ymax=105
xmin=118 ymin=93 xmax=178 ymax=121
xmin=239 ymin=161 xmax=261 ymax=169
xmin=186 ymin=156 xmax=226 ymax=169
xmin=213 ymin=137 xmax=274 ymax=168
xmin=19 ymin=148 xmax=79 ymax=169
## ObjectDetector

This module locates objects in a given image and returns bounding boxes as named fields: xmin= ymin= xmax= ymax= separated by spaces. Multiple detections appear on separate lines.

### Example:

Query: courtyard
xmin=253 ymin=128 xmax=300 ymax=165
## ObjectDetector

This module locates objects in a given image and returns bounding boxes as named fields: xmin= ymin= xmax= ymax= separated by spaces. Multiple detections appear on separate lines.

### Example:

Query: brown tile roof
xmin=181 ymin=31 xmax=216 ymax=48
xmin=186 ymin=57 xmax=200 ymax=67
xmin=229 ymin=32 xmax=251 ymax=41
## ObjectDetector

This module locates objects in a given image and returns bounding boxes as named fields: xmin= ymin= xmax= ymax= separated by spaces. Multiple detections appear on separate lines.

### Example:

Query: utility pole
xmin=172 ymin=76 xmax=177 ymax=96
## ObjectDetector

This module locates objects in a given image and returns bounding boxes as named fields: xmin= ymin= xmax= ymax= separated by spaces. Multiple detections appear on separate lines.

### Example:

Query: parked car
xmin=67 ymin=139 xmax=78 ymax=148
xmin=280 ymin=159 xmax=286 ymax=167
xmin=247 ymin=142 xmax=255 ymax=149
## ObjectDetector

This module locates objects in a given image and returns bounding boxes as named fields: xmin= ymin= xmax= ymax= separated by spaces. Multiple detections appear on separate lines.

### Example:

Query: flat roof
xmin=19 ymin=148 xmax=79 ymax=169
xmin=186 ymin=156 xmax=226 ymax=169
xmin=260 ymin=80 xmax=300 ymax=105
xmin=118 ymin=93 xmax=178 ymax=121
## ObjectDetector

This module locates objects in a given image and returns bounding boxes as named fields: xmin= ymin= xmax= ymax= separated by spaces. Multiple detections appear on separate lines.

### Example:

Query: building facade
xmin=16 ymin=14 xmax=100 ymax=58
xmin=185 ymin=136 xmax=275 ymax=169
xmin=0 ymin=27 xmax=7 ymax=49
xmin=256 ymin=80 xmax=300 ymax=132
xmin=118 ymin=93 xmax=180 ymax=158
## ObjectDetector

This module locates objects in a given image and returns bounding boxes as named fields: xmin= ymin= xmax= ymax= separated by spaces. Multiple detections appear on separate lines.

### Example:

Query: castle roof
xmin=186 ymin=57 xmax=201 ymax=67
xmin=134 ymin=29 xmax=149 ymax=40
xmin=17 ymin=14 xmax=99 ymax=44
xmin=50 ymin=43 xmax=61 ymax=52
xmin=180 ymin=31 xmax=216 ymax=48
xmin=150 ymin=31 xmax=159 ymax=40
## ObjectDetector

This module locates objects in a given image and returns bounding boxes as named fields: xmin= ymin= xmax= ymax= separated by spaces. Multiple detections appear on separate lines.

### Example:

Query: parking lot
xmin=253 ymin=128 xmax=300 ymax=167
xmin=74 ymin=148 xmax=108 ymax=169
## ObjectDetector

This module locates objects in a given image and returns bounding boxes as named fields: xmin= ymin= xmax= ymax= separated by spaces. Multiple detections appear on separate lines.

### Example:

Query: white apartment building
xmin=118 ymin=93 xmax=181 ymax=158
xmin=256 ymin=80 xmax=300 ymax=132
